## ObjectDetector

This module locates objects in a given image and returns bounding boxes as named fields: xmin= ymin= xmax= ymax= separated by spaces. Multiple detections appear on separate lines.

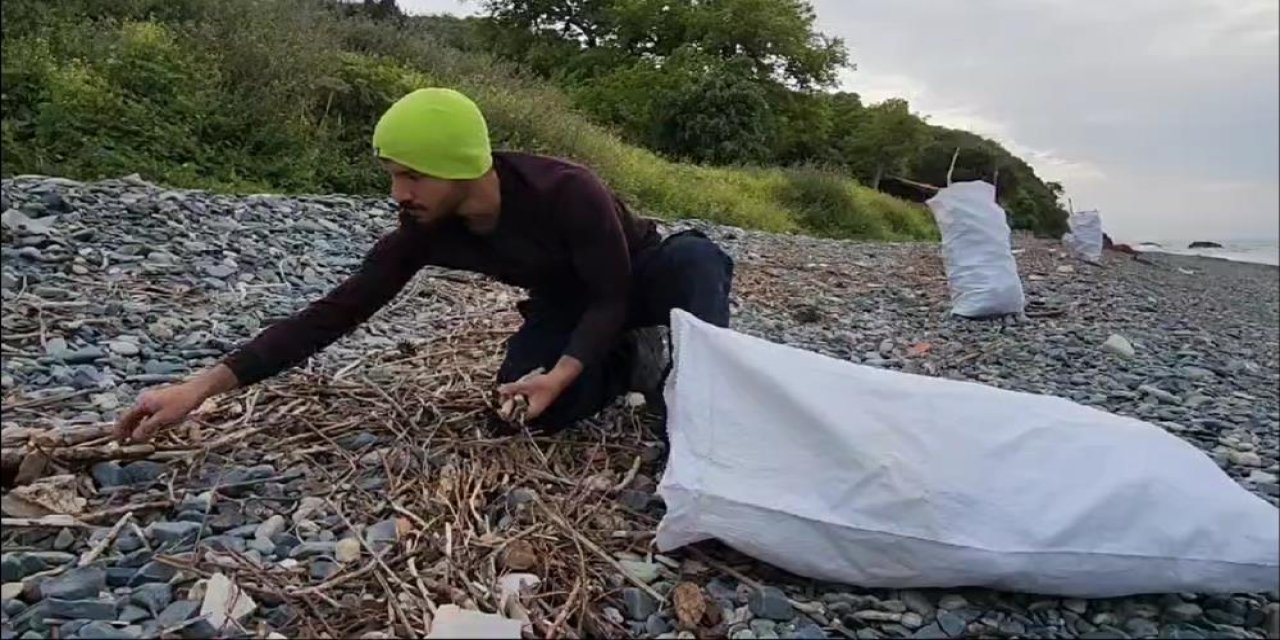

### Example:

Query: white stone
xmin=1101 ymin=334 xmax=1135 ymax=358
xmin=201 ymin=572 xmax=256 ymax=630
xmin=426 ymin=604 xmax=521 ymax=639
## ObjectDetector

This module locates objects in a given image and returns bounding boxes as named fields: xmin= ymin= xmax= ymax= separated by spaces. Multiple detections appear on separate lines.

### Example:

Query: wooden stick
xmin=534 ymin=497 xmax=665 ymax=603
xmin=79 ymin=512 xmax=132 ymax=567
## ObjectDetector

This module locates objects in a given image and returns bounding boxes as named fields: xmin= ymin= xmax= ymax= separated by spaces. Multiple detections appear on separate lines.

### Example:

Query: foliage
xmin=0 ymin=0 xmax=935 ymax=241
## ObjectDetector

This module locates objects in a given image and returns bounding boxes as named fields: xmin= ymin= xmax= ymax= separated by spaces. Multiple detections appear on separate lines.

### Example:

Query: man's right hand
xmin=114 ymin=364 xmax=239 ymax=443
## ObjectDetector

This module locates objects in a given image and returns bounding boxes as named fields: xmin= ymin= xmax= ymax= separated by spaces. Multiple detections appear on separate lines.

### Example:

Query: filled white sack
xmin=655 ymin=310 xmax=1280 ymax=597
xmin=1063 ymin=209 xmax=1104 ymax=263
xmin=926 ymin=181 xmax=1025 ymax=318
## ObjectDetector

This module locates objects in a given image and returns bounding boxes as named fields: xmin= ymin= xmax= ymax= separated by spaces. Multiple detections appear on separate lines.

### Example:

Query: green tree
xmin=838 ymin=98 xmax=926 ymax=189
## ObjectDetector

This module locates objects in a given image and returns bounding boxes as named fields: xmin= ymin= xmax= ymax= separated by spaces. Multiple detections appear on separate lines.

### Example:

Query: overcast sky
xmin=400 ymin=0 xmax=1278 ymax=242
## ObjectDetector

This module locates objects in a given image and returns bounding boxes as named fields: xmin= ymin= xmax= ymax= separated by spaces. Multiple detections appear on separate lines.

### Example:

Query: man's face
xmin=385 ymin=161 xmax=465 ymax=229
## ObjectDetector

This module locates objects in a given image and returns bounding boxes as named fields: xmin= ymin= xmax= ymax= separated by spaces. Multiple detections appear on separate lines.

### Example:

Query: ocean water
xmin=1134 ymin=239 xmax=1280 ymax=267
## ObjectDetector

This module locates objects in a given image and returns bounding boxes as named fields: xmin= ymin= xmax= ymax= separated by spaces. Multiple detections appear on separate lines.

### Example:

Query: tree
xmin=839 ymin=98 xmax=926 ymax=189
xmin=479 ymin=0 xmax=847 ymax=88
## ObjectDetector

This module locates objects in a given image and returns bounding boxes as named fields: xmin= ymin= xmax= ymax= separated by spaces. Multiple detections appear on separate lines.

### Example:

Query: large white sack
xmin=926 ymin=182 xmax=1025 ymax=317
xmin=1063 ymin=209 xmax=1104 ymax=263
xmin=656 ymin=310 xmax=1280 ymax=597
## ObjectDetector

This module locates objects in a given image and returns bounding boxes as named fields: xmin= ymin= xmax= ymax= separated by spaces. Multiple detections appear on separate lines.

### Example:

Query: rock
xmin=1263 ymin=603 xmax=1279 ymax=639
xmin=145 ymin=521 xmax=201 ymax=546
xmin=936 ymin=611 xmax=965 ymax=637
xmin=197 ymin=536 xmax=246 ymax=554
xmin=1 ymin=582 xmax=23 ymax=601
xmin=199 ymin=573 xmax=255 ymax=630
xmin=129 ymin=583 xmax=172 ymax=614
xmin=1228 ymin=451 xmax=1263 ymax=467
xmin=1164 ymin=602 xmax=1203 ymax=622
xmin=52 ymin=528 xmax=77 ymax=551
xmin=1188 ymin=241 xmax=1223 ymax=249
xmin=310 ymin=560 xmax=339 ymax=581
xmin=937 ymin=595 xmax=968 ymax=611
xmin=91 ymin=462 xmax=129 ymax=489
xmin=910 ymin=623 xmax=947 ymax=639
xmin=74 ymin=621 xmax=139 ymax=639
xmin=900 ymin=612 xmax=924 ymax=629
xmin=247 ymin=538 xmax=276 ymax=556
xmin=155 ymin=600 xmax=199 ymax=627
xmin=618 ymin=560 xmax=661 ymax=584
xmin=426 ymin=604 xmax=522 ymax=639
xmin=291 ymin=497 xmax=326 ymax=524
xmin=854 ymin=609 xmax=904 ymax=622
xmin=117 ymin=604 xmax=150 ymax=623
xmin=647 ymin=613 xmax=673 ymax=635
xmin=129 ymin=561 xmax=177 ymax=586
xmin=40 ymin=566 xmax=106 ymax=600
xmin=45 ymin=597 xmax=117 ymax=620
xmin=108 ymin=341 xmax=141 ymax=357
xmin=1063 ymin=599 xmax=1088 ymax=615
xmin=1123 ymin=617 xmax=1158 ymax=637
xmin=900 ymin=591 xmax=934 ymax=618
xmin=622 ymin=587 xmax=658 ymax=621
xmin=1138 ymin=385 xmax=1180 ymax=404
xmin=254 ymin=515 xmax=286 ymax=542
xmin=334 ymin=538 xmax=361 ymax=563
xmin=363 ymin=519 xmax=399 ymax=555
xmin=1102 ymin=334 xmax=1136 ymax=358
xmin=749 ymin=587 xmax=794 ymax=621
xmin=289 ymin=541 xmax=337 ymax=559
xmin=788 ymin=622 xmax=827 ymax=639
xmin=337 ymin=432 xmax=378 ymax=451
xmin=1180 ymin=366 xmax=1215 ymax=381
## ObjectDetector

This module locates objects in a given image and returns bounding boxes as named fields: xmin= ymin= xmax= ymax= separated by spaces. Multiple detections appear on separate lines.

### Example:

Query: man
xmin=114 ymin=88 xmax=734 ymax=442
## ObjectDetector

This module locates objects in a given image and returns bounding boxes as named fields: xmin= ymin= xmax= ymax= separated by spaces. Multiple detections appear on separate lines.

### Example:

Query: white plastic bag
xmin=926 ymin=182 xmax=1025 ymax=317
xmin=656 ymin=310 xmax=1280 ymax=597
xmin=1063 ymin=209 xmax=1104 ymax=263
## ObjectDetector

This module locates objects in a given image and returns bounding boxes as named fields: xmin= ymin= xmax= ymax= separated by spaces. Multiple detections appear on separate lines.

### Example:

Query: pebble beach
xmin=1 ymin=175 xmax=1277 ymax=640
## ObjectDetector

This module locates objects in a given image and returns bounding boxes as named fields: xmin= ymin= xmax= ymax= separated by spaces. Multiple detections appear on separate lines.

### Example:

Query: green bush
xmin=0 ymin=0 xmax=934 ymax=241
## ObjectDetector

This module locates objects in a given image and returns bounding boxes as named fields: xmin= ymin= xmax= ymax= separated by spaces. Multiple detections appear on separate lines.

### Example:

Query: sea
xmin=1131 ymin=238 xmax=1280 ymax=267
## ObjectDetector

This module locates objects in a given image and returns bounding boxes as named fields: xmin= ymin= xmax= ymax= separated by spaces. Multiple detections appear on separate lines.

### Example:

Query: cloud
xmin=400 ymin=0 xmax=1278 ymax=240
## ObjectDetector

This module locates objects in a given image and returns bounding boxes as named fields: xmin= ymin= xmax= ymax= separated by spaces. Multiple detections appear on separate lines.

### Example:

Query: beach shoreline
xmin=2 ymin=176 xmax=1278 ymax=639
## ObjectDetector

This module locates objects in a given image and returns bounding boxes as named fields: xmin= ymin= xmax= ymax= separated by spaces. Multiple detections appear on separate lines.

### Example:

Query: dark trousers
xmin=497 ymin=231 xmax=734 ymax=429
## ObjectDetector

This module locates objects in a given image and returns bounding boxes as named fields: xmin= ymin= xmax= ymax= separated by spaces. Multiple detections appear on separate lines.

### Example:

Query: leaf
xmin=672 ymin=581 xmax=707 ymax=629
xmin=908 ymin=342 xmax=932 ymax=356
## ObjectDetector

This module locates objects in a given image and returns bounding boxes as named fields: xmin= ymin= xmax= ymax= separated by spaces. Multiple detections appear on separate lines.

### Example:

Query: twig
xmin=534 ymin=496 xmax=665 ymax=603
xmin=79 ymin=512 xmax=132 ymax=566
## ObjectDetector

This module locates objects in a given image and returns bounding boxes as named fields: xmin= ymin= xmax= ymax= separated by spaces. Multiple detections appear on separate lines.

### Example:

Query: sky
xmin=399 ymin=0 xmax=1279 ymax=242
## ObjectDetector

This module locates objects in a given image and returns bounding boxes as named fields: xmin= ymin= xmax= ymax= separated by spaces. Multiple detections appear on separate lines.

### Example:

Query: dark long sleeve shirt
xmin=221 ymin=152 xmax=660 ymax=386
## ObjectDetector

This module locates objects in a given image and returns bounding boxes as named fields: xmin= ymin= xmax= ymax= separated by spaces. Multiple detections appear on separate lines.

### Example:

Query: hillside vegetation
xmin=1 ymin=0 xmax=946 ymax=241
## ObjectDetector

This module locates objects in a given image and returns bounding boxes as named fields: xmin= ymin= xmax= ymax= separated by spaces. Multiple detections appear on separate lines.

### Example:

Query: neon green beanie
xmin=372 ymin=88 xmax=492 ymax=180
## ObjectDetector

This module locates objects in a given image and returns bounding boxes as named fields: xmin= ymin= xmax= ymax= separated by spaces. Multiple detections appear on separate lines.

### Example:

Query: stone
xmin=117 ymin=604 xmax=150 ymax=623
xmin=854 ymin=610 xmax=903 ymax=623
xmin=338 ymin=432 xmax=378 ymax=451
xmin=44 ymin=597 xmax=117 ymax=620
xmin=622 ymin=587 xmax=658 ymax=621
xmin=199 ymin=573 xmax=255 ymax=629
xmin=254 ymin=515 xmax=286 ymax=542
xmin=427 ymin=604 xmax=522 ymax=639
xmin=74 ymin=621 xmax=139 ymax=639
xmin=91 ymin=462 xmax=129 ymax=489
xmin=1123 ymin=617 xmax=1158 ymax=637
xmin=901 ymin=591 xmax=934 ymax=618
xmin=52 ymin=528 xmax=77 ymax=551
xmin=1063 ymin=599 xmax=1088 ymax=615
xmin=289 ymin=542 xmax=336 ymax=559
xmin=155 ymin=600 xmax=199 ymax=627
xmin=1102 ymin=334 xmax=1136 ymax=358
xmin=788 ymin=622 xmax=827 ymax=639
xmin=646 ymin=613 xmax=673 ymax=635
xmin=310 ymin=560 xmax=339 ymax=581
xmin=248 ymin=538 xmax=276 ymax=555
xmin=1138 ymin=385 xmax=1180 ymax=404
xmin=1164 ymin=602 xmax=1202 ymax=622
xmin=108 ymin=341 xmax=141 ymax=357
xmin=291 ymin=497 xmax=326 ymax=524
xmin=1 ymin=582 xmax=23 ymax=601
xmin=749 ymin=587 xmax=794 ymax=621
xmin=129 ymin=583 xmax=172 ymax=614
xmin=335 ymin=538 xmax=361 ymax=563
xmin=937 ymin=595 xmax=968 ymax=612
xmin=900 ymin=612 xmax=924 ymax=629
xmin=1263 ymin=603 xmax=1279 ymax=639
xmin=145 ymin=521 xmax=201 ymax=545
xmin=40 ymin=566 xmax=106 ymax=600
xmin=936 ymin=611 xmax=965 ymax=637
xmin=1228 ymin=451 xmax=1263 ymax=467
xmin=129 ymin=561 xmax=177 ymax=586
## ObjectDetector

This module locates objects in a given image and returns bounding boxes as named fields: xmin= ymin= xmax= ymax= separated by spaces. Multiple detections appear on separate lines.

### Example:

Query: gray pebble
xmin=622 ymin=587 xmax=658 ymax=621
xmin=40 ymin=566 xmax=105 ymax=600
xmin=936 ymin=611 xmax=965 ymax=637
xmin=73 ymin=621 xmax=138 ymax=639
xmin=44 ymin=597 xmax=117 ymax=620
xmin=117 ymin=604 xmax=150 ymax=623
xmin=128 ymin=583 xmax=171 ymax=614
xmin=749 ymin=587 xmax=794 ymax=621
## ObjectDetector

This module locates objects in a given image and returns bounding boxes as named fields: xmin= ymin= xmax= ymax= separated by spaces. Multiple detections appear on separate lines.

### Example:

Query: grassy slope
xmin=0 ymin=0 xmax=937 ymax=241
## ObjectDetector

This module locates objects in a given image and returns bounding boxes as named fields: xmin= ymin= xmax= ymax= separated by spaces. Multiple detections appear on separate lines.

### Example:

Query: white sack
xmin=655 ymin=310 xmax=1280 ymax=597
xmin=1063 ymin=209 xmax=1104 ymax=263
xmin=926 ymin=181 xmax=1025 ymax=317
